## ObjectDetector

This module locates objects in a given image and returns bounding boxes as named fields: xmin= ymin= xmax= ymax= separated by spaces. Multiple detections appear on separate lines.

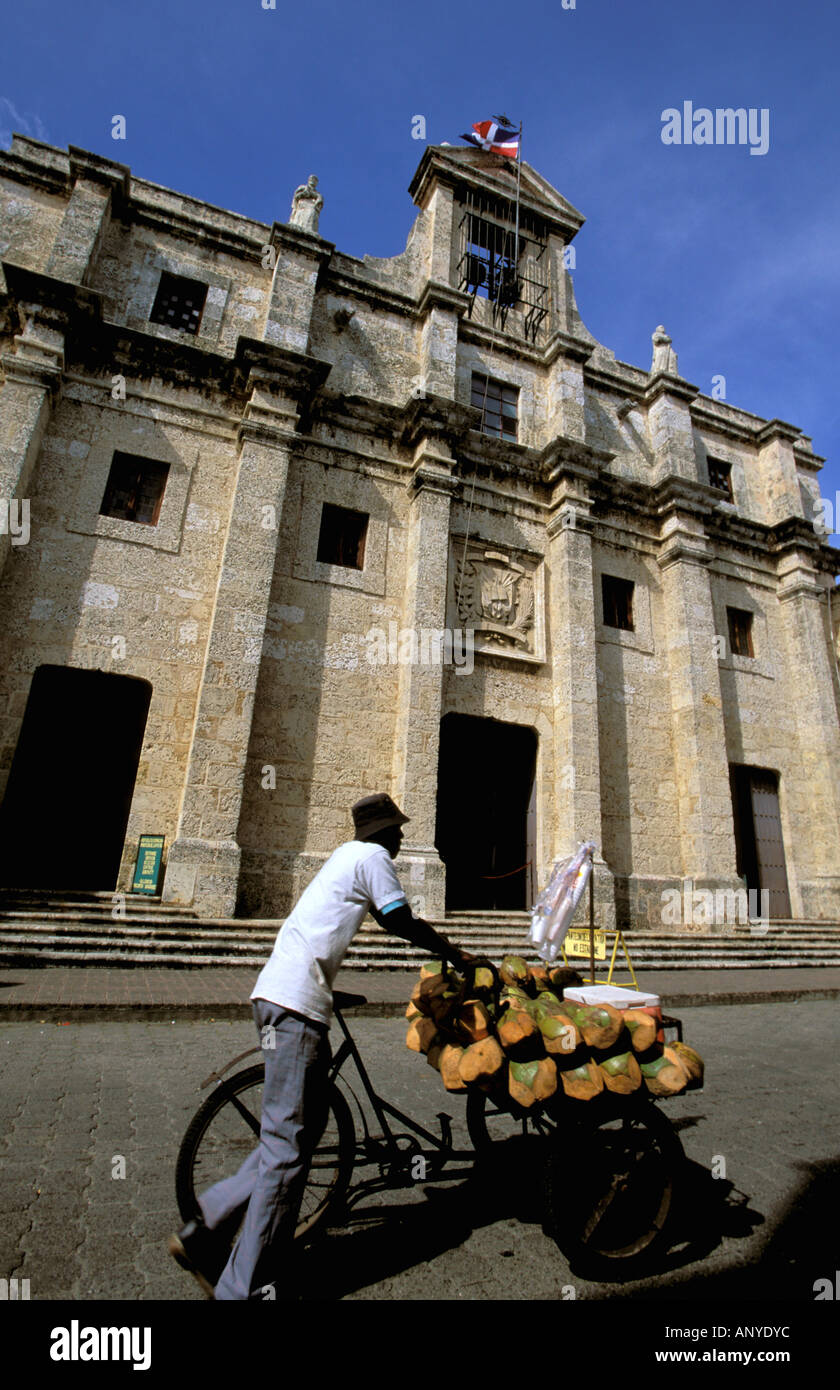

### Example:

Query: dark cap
xmin=351 ymin=793 xmax=410 ymax=840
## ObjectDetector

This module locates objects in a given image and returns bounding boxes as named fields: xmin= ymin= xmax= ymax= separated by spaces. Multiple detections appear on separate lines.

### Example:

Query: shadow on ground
xmin=294 ymin=1130 xmax=786 ymax=1300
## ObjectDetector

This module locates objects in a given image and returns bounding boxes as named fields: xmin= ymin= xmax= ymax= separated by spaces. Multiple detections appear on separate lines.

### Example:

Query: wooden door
xmin=749 ymin=770 xmax=791 ymax=918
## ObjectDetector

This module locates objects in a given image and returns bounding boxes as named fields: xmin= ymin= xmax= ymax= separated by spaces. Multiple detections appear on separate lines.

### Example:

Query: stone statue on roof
xmin=289 ymin=174 xmax=323 ymax=233
xmin=651 ymin=325 xmax=678 ymax=376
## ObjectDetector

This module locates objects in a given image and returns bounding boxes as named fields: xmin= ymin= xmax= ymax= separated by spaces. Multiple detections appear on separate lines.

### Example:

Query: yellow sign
xmin=564 ymin=928 xmax=607 ymax=960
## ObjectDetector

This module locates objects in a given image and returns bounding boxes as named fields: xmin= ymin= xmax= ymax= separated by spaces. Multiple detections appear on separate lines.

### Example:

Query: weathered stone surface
xmin=0 ymin=135 xmax=838 ymax=933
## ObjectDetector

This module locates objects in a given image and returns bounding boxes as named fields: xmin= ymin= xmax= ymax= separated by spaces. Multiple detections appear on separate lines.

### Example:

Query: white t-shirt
xmin=251 ymin=840 xmax=408 ymax=1025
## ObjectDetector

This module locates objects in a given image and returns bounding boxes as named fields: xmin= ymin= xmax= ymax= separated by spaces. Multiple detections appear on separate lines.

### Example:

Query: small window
xmin=150 ymin=272 xmax=208 ymax=335
xmin=471 ymin=373 xmax=518 ymax=441
xmin=316 ymin=503 xmax=368 ymax=569
xmin=100 ymin=452 xmax=169 ymax=526
xmin=708 ymin=457 xmax=733 ymax=500
xmin=602 ymin=575 xmax=634 ymax=632
xmin=727 ymin=607 xmax=754 ymax=658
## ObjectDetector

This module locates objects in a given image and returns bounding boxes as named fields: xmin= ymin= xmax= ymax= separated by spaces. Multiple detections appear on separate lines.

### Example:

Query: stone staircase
xmin=2 ymin=892 xmax=840 ymax=969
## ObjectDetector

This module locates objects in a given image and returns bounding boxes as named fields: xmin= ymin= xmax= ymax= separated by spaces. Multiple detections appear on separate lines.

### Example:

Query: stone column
xmin=546 ymin=474 xmax=613 ymax=927
xmin=657 ymin=515 xmax=741 ymax=906
xmin=390 ymin=440 xmax=458 ymax=917
xmin=162 ymin=376 xmax=304 ymax=917
xmin=776 ymin=556 xmax=840 ymax=916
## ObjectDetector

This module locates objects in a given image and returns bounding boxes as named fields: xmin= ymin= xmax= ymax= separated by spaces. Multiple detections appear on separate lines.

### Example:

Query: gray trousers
xmin=198 ymin=998 xmax=331 ymax=1300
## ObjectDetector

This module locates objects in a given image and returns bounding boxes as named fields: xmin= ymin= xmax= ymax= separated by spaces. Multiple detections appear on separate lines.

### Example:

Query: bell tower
xmin=408 ymin=144 xmax=587 ymax=348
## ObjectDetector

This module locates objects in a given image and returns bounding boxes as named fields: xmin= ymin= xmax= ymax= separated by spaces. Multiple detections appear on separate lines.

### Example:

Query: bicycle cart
xmin=175 ymin=987 xmax=689 ymax=1279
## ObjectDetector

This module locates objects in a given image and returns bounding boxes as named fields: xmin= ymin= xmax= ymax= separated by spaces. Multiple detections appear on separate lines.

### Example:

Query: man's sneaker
xmin=168 ymin=1219 xmax=231 ymax=1297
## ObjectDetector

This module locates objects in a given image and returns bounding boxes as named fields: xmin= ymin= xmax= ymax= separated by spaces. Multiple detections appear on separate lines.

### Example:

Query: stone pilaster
xmin=546 ymin=477 xmax=614 ymax=927
xmin=416 ymin=283 xmax=464 ymax=399
xmin=162 ymin=369 xmax=316 ymax=916
xmin=657 ymin=514 xmax=741 ymax=905
xmin=545 ymin=232 xmax=594 ymax=446
xmin=776 ymin=556 xmax=840 ymax=916
xmin=643 ymin=373 xmax=700 ymax=485
xmin=0 ymin=308 xmax=64 ymax=578
xmin=756 ymin=419 xmax=807 ymax=525
xmin=42 ymin=148 xmax=128 ymax=286
xmin=261 ymin=221 xmax=332 ymax=353
xmin=544 ymin=326 xmax=591 ymax=444
xmin=390 ymin=441 xmax=458 ymax=917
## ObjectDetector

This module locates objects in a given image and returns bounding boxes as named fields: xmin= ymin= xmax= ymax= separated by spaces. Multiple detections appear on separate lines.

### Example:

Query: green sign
xmin=132 ymin=835 xmax=165 ymax=895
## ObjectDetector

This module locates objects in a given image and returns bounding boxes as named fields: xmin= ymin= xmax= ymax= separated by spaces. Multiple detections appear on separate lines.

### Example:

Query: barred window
xmin=602 ymin=575 xmax=635 ymax=632
xmin=100 ymin=453 xmax=170 ymax=526
xmin=471 ymin=373 xmax=518 ymax=441
xmin=149 ymin=272 xmax=208 ymax=335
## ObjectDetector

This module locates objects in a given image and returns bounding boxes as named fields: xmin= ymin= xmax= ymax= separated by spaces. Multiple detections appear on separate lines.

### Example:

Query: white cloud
xmin=0 ymin=97 xmax=48 ymax=150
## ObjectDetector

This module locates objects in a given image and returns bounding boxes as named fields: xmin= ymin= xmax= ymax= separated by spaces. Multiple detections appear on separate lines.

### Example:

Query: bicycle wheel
xmin=544 ymin=1096 xmax=684 ymax=1277
xmin=175 ymin=1064 xmax=356 ymax=1242
xmin=467 ymin=1086 xmax=561 ymax=1152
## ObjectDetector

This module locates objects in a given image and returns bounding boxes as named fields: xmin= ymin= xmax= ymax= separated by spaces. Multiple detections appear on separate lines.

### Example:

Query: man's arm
xmin=370 ymin=902 xmax=472 ymax=973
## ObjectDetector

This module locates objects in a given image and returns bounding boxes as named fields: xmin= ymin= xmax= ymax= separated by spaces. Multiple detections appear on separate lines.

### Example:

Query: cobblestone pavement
xmin=0 ymin=1002 xmax=837 ymax=1302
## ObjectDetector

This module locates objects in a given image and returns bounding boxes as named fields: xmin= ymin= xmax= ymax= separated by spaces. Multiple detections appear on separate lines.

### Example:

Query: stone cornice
xmin=769 ymin=517 xmax=837 ymax=576
xmin=410 ymin=461 xmax=459 ymax=499
xmin=641 ymin=372 xmax=700 ymax=407
xmin=416 ymin=279 xmax=471 ymax=318
xmin=455 ymin=430 xmax=545 ymax=485
xmin=541 ymin=437 xmax=613 ymax=481
xmin=399 ymin=391 xmax=476 ymax=450
xmin=0 ymin=277 xmax=332 ymax=402
xmin=457 ymin=316 xmax=545 ymax=363
xmin=237 ymin=413 xmax=300 ymax=449
xmin=543 ymin=328 xmax=596 ymax=367
xmin=232 ymin=337 xmax=331 ymax=399
xmin=690 ymin=398 xmax=769 ymax=446
xmin=0 ymin=346 xmax=64 ymax=393
xmin=793 ymin=442 xmax=825 ymax=468
xmin=777 ymin=573 xmax=831 ymax=603
xmin=127 ymin=201 xmax=267 ymax=262
xmin=656 ymin=537 xmax=713 ymax=571
xmin=67 ymin=146 xmax=130 ymax=206
xmin=2 ymin=262 xmax=102 ymax=325
xmin=755 ymin=417 xmax=802 ymax=447
xmin=547 ymin=505 xmax=594 ymax=540
xmin=268 ymin=220 xmax=335 ymax=268
xmin=583 ymin=362 xmax=648 ymax=397
xmin=0 ymin=140 xmax=70 ymax=196
xmin=305 ymin=389 xmax=404 ymax=441
xmin=320 ymin=266 xmax=417 ymax=316
xmin=653 ymin=475 xmax=716 ymax=516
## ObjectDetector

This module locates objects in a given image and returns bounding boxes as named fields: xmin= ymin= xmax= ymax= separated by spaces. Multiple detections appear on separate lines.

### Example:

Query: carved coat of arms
xmin=450 ymin=541 xmax=542 ymax=659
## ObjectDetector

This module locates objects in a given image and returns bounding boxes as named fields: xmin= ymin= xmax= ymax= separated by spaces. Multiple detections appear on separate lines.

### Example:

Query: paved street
xmin=0 ymin=1001 xmax=837 ymax=1302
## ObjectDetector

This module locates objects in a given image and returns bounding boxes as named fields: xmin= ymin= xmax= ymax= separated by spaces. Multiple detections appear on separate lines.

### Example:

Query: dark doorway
xmin=0 ymin=666 xmax=152 ymax=891
xmin=729 ymin=764 xmax=791 ymax=918
xmin=436 ymin=713 xmax=537 ymax=911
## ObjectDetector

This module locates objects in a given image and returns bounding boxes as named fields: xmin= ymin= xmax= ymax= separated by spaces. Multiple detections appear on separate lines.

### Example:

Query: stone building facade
xmin=1 ymin=134 xmax=839 ymax=930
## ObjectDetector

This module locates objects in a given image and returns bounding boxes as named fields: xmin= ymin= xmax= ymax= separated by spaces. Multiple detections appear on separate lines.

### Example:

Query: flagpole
xmin=514 ymin=121 xmax=523 ymax=270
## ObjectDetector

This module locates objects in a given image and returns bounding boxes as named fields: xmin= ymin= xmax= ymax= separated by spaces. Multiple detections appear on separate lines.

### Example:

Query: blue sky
xmin=2 ymin=0 xmax=838 ymax=537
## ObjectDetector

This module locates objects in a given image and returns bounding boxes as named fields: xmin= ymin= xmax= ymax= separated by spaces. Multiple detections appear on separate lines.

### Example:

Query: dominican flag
xmin=460 ymin=119 xmax=520 ymax=157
